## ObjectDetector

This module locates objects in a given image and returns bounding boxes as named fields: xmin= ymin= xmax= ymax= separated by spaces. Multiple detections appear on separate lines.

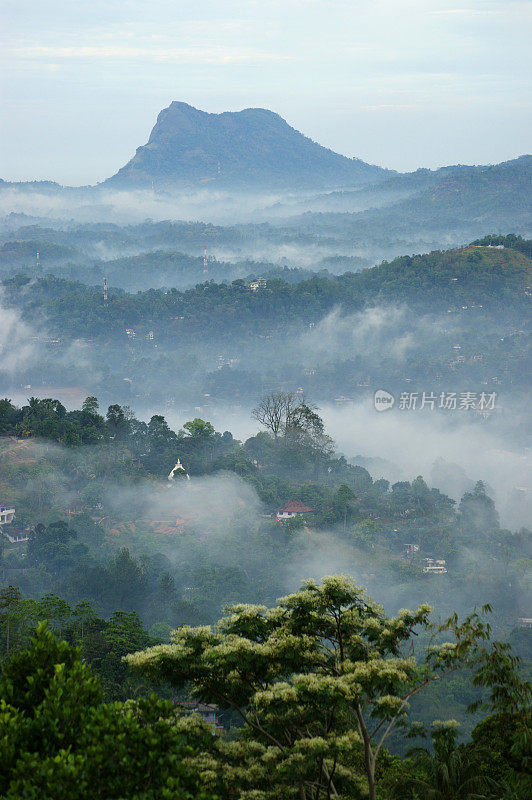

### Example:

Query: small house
xmin=422 ymin=557 xmax=447 ymax=575
xmin=0 ymin=506 xmax=15 ymax=526
xmin=276 ymin=501 xmax=315 ymax=521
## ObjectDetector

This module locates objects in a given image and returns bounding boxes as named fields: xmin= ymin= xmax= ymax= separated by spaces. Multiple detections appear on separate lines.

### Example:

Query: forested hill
xmin=4 ymin=236 xmax=531 ymax=339
xmin=289 ymin=155 xmax=532 ymax=241
xmin=104 ymin=101 xmax=388 ymax=190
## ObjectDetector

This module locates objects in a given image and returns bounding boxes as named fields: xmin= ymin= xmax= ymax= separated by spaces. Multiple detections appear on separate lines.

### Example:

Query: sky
xmin=1 ymin=0 xmax=531 ymax=184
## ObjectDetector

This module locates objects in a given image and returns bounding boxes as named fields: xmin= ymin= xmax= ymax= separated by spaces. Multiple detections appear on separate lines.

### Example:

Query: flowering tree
xmin=128 ymin=576 xmax=492 ymax=800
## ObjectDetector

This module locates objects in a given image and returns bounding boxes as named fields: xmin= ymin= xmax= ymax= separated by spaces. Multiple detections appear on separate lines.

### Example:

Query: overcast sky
xmin=1 ymin=0 xmax=530 ymax=184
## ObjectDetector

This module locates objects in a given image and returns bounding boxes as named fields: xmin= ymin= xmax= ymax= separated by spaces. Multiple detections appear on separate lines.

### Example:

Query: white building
xmin=168 ymin=459 xmax=190 ymax=481
xmin=423 ymin=557 xmax=447 ymax=575
xmin=275 ymin=501 xmax=315 ymax=520
xmin=0 ymin=506 xmax=15 ymax=526
xmin=249 ymin=277 xmax=267 ymax=292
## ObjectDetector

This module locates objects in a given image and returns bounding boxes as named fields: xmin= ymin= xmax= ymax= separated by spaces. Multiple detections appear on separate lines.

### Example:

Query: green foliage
xmin=396 ymin=722 xmax=497 ymax=799
xmin=0 ymin=588 xmax=158 ymax=700
xmin=0 ymin=624 xmax=216 ymax=800
xmin=459 ymin=481 xmax=500 ymax=538
xmin=128 ymin=575 xmax=494 ymax=800
xmin=0 ymin=387 xmax=527 ymax=662
xmin=3 ymin=235 xmax=531 ymax=352
xmin=27 ymin=521 xmax=82 ymax=571
xmin=0 ymin=584 xmax=529 ymax=800
xmin=468 ymin=638 xmax=532 ymax=796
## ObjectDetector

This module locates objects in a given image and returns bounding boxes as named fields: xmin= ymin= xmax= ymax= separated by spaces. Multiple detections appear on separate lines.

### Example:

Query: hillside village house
xmin=422 ymin=557 xmax=448 ymax=575
xmin=178 ymin=701 xmax=224 ymax=732
xmin=0 ymin=505 xmax=15 ymax=526
xmin=276 ymin=500 xmax=315 ymax=521
xmin=0 ymin=504 xmax=29 ymax=542
xmin=249 ymin=276 xmax=267 ymax=292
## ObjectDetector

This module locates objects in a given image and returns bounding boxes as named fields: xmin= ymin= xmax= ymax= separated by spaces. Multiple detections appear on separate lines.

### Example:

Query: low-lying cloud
xmin=0 ymin=289 xmax=37 ymax=375
xmin=321 ymin=398 xmax=532 ymax=530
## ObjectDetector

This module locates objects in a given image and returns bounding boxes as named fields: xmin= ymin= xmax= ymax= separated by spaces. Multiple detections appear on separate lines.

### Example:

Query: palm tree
xmin=397 ymin=722 xmax=496 ymax=800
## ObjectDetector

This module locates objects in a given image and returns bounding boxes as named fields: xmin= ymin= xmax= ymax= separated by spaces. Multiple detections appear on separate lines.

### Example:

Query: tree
xmin=81 ymin=396 xmax=99 ymax=416
xmin=107 ymin=548 xmax=148 ymax=610
xmin=252 ymin=391 xmax=295 ymax=439
xmin=0 ymin=624 xmax=216 ymax=800
xmin=469 ymin=639 xmax=531 ymax=795
xmin=26 ymin=521 xmax=81 ymax=572
xmin=105 ymin=404 xmax=131 ymax=440
xmin=398 ymin=721 xmax=495 ymax=800
xmin=39 ymin=593 xmax=72 ymax=636
xmin=287 ymin=401 xmax=325 ymax=437
xmin=177 ymin=418 xmax=216 ymax=467
xmin=76 ymin=396 xmax=106 ymax=443
xmin=181 ymin=418 xmax=215 ymax=440
xmin=181 ymin=418 xmax=215 ymax=455
xmin=0 ymin=398 xmax=18 ymax=434
xmin=252 ymin=392 xmax=326 ymax=442
xmin=148 ymin=414 xmax=178 ymax=449
xmin=0 ymin=585 xmax=22 ymax=653
xmin=128 ymin=575 xmax=492 ymax=800
xmin=71 ymin=601 xmax=98 ymax=645
xmin=459 ymin=481 xmax=499 ymax=535
xmin=321 ymin=485 xmax=359 ymax=530
xmin=92 ymin=611 xmax=154 ymax=699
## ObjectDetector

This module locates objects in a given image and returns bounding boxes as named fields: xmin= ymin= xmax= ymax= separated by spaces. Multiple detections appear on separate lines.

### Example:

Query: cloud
xmin=431 ymin=8 xmax=496 ymax=16
xmin=13 ymin=45 xmax=290 ymax=66
xmin=320 ymin=398 xmax=532 ymax=529
xmin=104 ymin=470 xmax=263 ymax=537
xmin=0 ymin=289 xmax=38 ymax=375
xmin=362 ymin=104 xmax=419 ymax=112
xmin=299 ymin=306 xmax=420 ymax=366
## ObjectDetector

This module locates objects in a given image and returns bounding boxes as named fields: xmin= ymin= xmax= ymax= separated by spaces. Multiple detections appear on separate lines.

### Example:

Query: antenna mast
xmin=36 ymin=251 xmax=40 ymax=269
xmin=203 ymin=244 xmax=208 ymax=274
xmin=103 ymin=276 xmax=108 ymax=307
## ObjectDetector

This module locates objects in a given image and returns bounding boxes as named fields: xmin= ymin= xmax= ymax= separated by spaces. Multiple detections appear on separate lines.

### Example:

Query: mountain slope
xmin=289 ymin=155 xmax=532 ymax=215
xmin=5 ymin=237 xmax=531 ymax=339
xmin=105 ymin=101 xmax=389 ymax=190
xmin=287 ymin=156 xmax=532 ymax=242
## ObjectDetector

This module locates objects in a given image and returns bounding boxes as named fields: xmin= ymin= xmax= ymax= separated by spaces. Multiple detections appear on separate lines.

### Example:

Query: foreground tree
xmin=128 ymin=575 xmax=492 ymax=800
xmin=0 ymin=624 xmax=216 ymax=800
xmin=469 ymin=639 xmax=532 ymax=797
xmin=397 ymin=721 xmax=495 ymax=799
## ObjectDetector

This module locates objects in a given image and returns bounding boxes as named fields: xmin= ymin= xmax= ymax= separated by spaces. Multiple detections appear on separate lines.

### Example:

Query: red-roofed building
xmin=276 ymin=500 xmax=315 ymax=521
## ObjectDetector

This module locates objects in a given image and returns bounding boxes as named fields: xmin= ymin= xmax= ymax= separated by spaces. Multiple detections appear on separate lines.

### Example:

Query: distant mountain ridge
xmin=285 ymin=154 xmax=532 ymax=243
xmin=104 ymin=101 xmax=390 ymax=190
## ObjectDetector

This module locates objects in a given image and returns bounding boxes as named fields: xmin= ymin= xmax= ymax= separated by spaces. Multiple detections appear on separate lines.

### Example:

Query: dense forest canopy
xmin=0 ymin=236 xmax=530 ymax=798
xmin=0 ymin=393 xmax=529 ymax=631
xmin=1 ymin=578 xmax=529 ymax=799
xmin=3 ymin=237 xmax=531 ymax=339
